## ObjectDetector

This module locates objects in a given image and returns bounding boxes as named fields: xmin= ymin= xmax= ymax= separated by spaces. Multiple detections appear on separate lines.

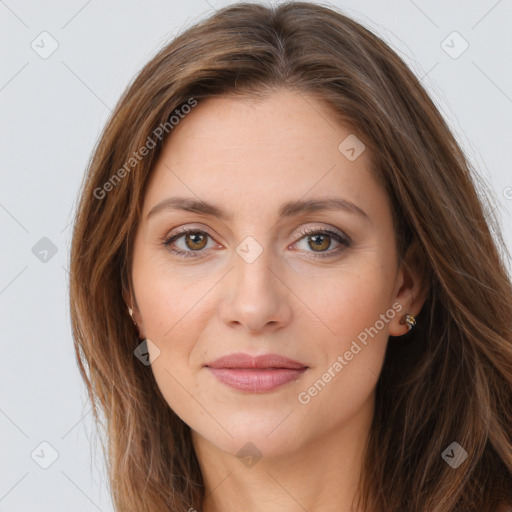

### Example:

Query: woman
xmin=69 ymin=2 xmax=512 ymax=511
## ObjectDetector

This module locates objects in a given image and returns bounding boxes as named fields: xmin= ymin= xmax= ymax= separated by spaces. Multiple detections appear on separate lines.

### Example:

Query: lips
xmin=205 ymin=352 xmax=307 ymax=370
xmin=205 ymin=353 xmax=309 ymax=393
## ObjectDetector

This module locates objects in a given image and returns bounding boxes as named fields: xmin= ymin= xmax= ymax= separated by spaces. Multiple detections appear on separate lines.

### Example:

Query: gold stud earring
xmin=400 ymin=313 xmax=416 ymax=331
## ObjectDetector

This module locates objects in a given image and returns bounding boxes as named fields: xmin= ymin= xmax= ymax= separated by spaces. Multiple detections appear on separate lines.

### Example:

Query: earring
xmin=128 ymin=306 xmax=138 ymax=327
xmin=400 ymin=313 xmax=416 ymax=331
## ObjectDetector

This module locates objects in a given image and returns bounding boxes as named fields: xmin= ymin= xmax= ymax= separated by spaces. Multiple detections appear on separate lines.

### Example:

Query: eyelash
xmin=162 ymin=226 xmax=352 ymax=259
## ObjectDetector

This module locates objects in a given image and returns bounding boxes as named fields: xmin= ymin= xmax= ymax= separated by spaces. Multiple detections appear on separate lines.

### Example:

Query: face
xmin=128 ymin=88 xmax=417 ymax=459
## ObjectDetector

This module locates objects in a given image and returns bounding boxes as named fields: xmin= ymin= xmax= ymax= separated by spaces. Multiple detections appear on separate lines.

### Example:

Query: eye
xmin=162 ymin=226 xmax=352 ymax=259
xmin=293 ymin=227 xmax=351 ymax=258
xmin=162 ymin=229 xmax=216 ymax=258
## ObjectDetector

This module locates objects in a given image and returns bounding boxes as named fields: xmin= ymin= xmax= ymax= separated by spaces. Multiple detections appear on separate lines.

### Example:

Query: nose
xmin=218 ymin=245 xmax=293 ymax=334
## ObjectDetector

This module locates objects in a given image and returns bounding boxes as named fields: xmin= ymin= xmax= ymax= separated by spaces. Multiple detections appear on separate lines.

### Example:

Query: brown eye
xmin=163 ymin=229 xmax=214 ymax=258
xmin=295 ymin=227 xmax=352 ymax=258
xmin=183 ymin=232 xmax=208 ymax=250
xmin=307 ymin=233 xmax=332 ymax=252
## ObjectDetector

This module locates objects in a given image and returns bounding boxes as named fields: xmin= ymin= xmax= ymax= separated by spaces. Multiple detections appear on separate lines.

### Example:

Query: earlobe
xmin=127 ymin=305 xmax=138 ymax=327
xmin=122 ymin=285 xmax=132 ymax=315
xmin=126 ymin=303 xmax=146 ymax=340
xmin=122 ymin=287 xmax=145 ymax=339
xmin=389 ymin=239 xmax=429 ymax=336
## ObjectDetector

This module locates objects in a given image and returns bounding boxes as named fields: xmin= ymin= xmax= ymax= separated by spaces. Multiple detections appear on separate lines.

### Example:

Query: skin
xmin=126 ymin=88 xmax=427 ymax=512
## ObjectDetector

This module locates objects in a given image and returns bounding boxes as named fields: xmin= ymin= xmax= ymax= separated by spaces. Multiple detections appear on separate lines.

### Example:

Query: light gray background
xmin=1 ymin=0 xmax=511 ymax=510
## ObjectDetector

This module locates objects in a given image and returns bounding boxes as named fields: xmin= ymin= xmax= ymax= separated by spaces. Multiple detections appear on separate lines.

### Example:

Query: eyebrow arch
xmin=146 ymin=196 xmax=370 ymax=222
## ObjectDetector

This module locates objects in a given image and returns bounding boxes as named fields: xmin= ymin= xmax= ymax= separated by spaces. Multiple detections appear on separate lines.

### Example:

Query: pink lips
xmin=205 ymin=353 xmax=309 ymax=393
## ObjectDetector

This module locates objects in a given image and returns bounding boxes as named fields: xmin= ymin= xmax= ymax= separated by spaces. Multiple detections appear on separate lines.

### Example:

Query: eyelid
xmin=162 ymin=223 xmax=352 ymax=258
xmin=294 ymin=224 xmax=352 ymax=244
xmin=164 ymin=223 xmax=223 ymax=242
xmin=163 ymin=223 xmax=350 ymax=244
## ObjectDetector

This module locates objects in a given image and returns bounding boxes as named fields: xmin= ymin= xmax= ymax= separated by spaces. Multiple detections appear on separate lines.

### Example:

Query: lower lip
xmin=207 ymin=367 xmax=308 ymax=392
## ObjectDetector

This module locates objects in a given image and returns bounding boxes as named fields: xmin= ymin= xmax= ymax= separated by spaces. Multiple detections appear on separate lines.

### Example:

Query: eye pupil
xmin=186 ymin=232 xmax=207 ymax=250
xmin=308 ymin=234 xmax=330 ymax=251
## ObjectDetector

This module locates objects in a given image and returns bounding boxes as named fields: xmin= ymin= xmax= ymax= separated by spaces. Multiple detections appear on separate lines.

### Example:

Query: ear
xmin=121 ymin=285 xmax=146 ymax=339
xmin=388 ymin=238 xmax=429 ymax=336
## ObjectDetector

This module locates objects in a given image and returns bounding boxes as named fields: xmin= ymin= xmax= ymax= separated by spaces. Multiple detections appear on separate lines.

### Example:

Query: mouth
xmin=205 ymin=352 xmax=309 ymax=393
xmin=205 ymin=352 xmax=307 ymax=369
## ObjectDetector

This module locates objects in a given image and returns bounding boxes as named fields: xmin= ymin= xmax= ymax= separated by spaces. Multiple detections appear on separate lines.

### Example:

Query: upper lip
xmin=205 ymin=353 xmax=308 ymax=369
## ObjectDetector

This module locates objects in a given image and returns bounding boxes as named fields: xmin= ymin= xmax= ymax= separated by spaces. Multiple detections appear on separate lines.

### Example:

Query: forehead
xmin=142 ymin=89 xmax=384 ymax=222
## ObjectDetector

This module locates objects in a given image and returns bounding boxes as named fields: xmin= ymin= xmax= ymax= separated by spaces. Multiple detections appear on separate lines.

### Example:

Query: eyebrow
xmin=146 ymin=196 xmax=370 ymax=222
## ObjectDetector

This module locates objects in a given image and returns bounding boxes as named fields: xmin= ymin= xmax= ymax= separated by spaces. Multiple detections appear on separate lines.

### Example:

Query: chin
xmin=192 ymin=414 xmax=305 ymax=460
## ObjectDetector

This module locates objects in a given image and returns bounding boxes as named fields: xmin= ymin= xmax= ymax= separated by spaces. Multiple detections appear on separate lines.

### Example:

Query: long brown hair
xmin=69 ymin=2 xmax=512 ymax=511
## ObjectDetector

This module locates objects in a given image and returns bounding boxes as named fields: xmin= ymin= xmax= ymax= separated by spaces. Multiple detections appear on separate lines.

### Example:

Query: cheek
xmin=131 ymin=257 xmax=219 ymax=406
xmin=297 ymin=254 xmax=395 ymax=398
xmin=137 ymin=279 xmax=209 ymax=425
xmin=298 ymin=253 xmax=395 ymax=346
xmin=133 ymin=251 xmax=217 ymax=343
xmin=292 ymin=293 xmax=391 ymax=436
